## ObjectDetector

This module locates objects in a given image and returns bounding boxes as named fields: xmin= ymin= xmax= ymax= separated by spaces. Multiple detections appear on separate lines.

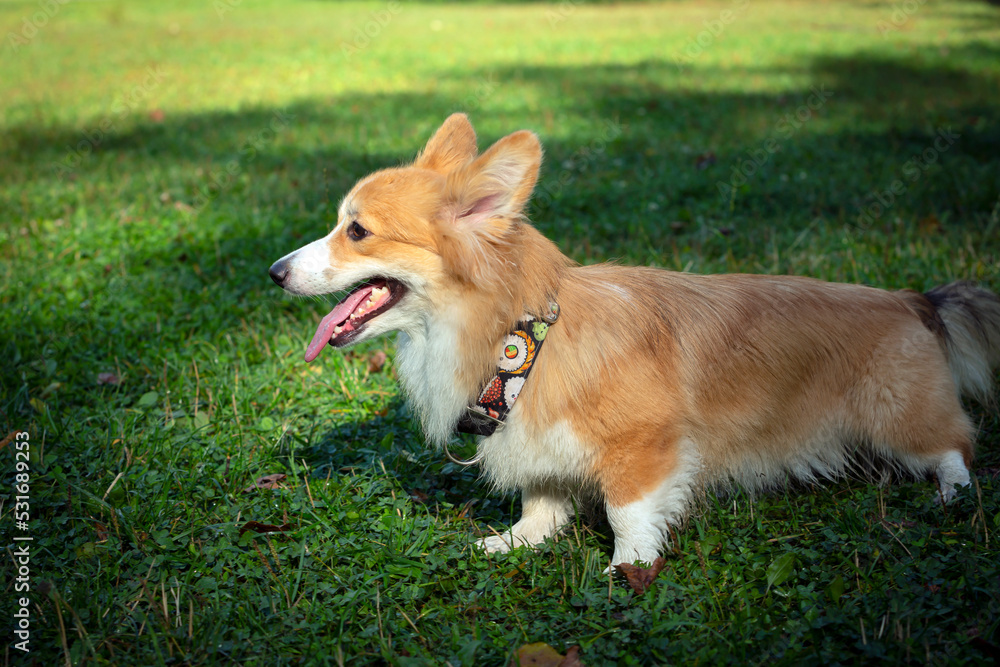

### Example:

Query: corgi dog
xmin=269 ymin=114 xmax=1000 ymax=566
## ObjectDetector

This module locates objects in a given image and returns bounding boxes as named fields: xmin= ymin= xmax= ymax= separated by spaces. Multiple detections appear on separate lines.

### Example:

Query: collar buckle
xmin=541 ymin=301 xmax=560 ymax=324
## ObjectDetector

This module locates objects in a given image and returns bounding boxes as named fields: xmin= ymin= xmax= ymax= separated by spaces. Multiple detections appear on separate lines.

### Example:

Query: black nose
xmin=269 ymin=260 xmax=289 ymax=287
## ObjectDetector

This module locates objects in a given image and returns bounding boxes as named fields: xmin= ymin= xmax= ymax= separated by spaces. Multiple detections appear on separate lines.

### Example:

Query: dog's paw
xmin=935 ymin=452 xmax=970 ymax=505
xmin=480 ymin=533 xmax=514 ymax=553
xmin=934 ymin=481 xmax=970 ymax=505
xmin=934 ymin=487 xmax=958 ymax=505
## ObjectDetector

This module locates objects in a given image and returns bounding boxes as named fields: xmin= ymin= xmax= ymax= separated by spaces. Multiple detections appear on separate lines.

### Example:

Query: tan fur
xmin=271 ymin=114 xmax=1000 ymax=564
xmin=519 ymin=267 xmax=982 ymax=505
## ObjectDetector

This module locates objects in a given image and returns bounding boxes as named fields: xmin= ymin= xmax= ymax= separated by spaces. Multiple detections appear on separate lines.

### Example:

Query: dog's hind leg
xmin=869 ymin=393 xmax=974 ymax=504
xmin=480 ymin=484 xmax=573 ymax=553
xmin=850 ymin=326 xmax=976 ymax=504
xmin=935 ymin=449 xmax=972 ymax=503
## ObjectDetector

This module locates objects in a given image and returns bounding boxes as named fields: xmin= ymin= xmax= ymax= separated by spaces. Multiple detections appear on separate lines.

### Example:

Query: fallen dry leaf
xmin=244 ymin=473 xmax=287 ymax=492
xmin=367 ymin=350 xmax=388 ymax=373
xmin=918 ymin=213 xmax=943 ymax=235
xmin=614 ymin=557 xmax=667 ymax=595
xmin=98 ymin=372 xmax=121 ymax=385
xmin=93 ymin=522 xmax=109 ymax=542
xmin=0 ymin=431 xmax=18 ymax=450
xmin=238 ymin=521 xmax=295 ymax=535
xmin=694 ymin=151 xmax=716 ymax=170
xmin=517 ymin=642 xmax=585 ymax=667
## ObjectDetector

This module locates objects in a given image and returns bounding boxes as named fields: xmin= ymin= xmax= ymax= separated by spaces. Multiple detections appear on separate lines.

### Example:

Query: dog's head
xmin=269 ymin=114 xmax=543 ymax=361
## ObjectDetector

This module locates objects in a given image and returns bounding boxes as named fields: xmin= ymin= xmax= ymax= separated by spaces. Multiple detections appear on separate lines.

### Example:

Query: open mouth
xmin=304 ymin=278 xmax=406 ymax=362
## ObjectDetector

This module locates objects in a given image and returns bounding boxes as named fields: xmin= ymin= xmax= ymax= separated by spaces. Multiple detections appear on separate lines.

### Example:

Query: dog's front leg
xmin=480 ymin=485 xmax=573 ymax=553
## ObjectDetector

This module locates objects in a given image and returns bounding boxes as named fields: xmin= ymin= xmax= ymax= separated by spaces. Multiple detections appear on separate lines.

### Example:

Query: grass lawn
xmin=2 ymin=0 xmax=1000 ymax=663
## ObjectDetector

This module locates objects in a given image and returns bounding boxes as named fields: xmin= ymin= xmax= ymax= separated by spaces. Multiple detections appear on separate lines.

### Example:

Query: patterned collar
xmin=454 ymin=301 xmax=560 ymax=437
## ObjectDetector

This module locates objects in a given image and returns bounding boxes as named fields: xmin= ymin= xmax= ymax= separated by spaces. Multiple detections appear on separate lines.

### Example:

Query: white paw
xmin=934 ymin=483 xmax=967 ymax=505
xmin=479 ymin=529 xmax=546 ymax=553
xmin=935 ymin=451 xmax=971 ymax=504
xmin=480 ymin=533 xmax=514 ymax=553
xmin=610 ymin=548 xmax=661 ymax=569
xmin=935 ymin=488 xmax=953 ymax=505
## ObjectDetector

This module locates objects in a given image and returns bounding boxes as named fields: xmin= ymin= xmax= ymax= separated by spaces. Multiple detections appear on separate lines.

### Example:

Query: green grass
xmin=2 ymin=0 xmax=1000 ymax=664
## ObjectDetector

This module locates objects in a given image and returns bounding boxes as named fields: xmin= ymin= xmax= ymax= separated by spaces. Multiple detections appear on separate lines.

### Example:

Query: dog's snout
xmin=269 ymin=260 xmax=290 ymax=287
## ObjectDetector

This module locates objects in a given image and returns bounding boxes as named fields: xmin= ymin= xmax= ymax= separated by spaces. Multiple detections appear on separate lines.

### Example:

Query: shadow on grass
xmin=3 ymin=46 xmax=998 ymax=226
xmin=294 ymin=399 xmax=518 ymax=530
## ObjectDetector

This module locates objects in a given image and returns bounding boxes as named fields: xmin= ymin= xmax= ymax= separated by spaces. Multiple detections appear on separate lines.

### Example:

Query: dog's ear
xmin=436 ymin=130 xmax=542 ymax=282
xmin=414 ymin=113 xmax=478 ymax=174
xmin=445 ymin=130 xmax=542 ymax=228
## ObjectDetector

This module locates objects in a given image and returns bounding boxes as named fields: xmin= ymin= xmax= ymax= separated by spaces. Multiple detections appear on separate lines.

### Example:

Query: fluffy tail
xmin=924 ymin=281 xmax=1000 ymax=403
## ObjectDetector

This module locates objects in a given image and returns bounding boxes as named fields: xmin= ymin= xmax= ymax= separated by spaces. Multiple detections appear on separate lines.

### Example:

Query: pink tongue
xmin=304 ymin=286 xmax=374 ymax=362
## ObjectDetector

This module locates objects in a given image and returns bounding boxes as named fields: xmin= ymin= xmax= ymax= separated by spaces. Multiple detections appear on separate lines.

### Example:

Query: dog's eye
xmin=347 ymin=221 xmax=370 ymax=241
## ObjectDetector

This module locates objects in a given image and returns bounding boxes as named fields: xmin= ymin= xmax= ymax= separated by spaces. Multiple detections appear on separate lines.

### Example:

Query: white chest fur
xmin=394 ymin=322 xmax=469 ymax=447
xmin=477 ymin=415 xmax=593 ymax=492
xmin=396 ymin=319 xmax=591 ymax=491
